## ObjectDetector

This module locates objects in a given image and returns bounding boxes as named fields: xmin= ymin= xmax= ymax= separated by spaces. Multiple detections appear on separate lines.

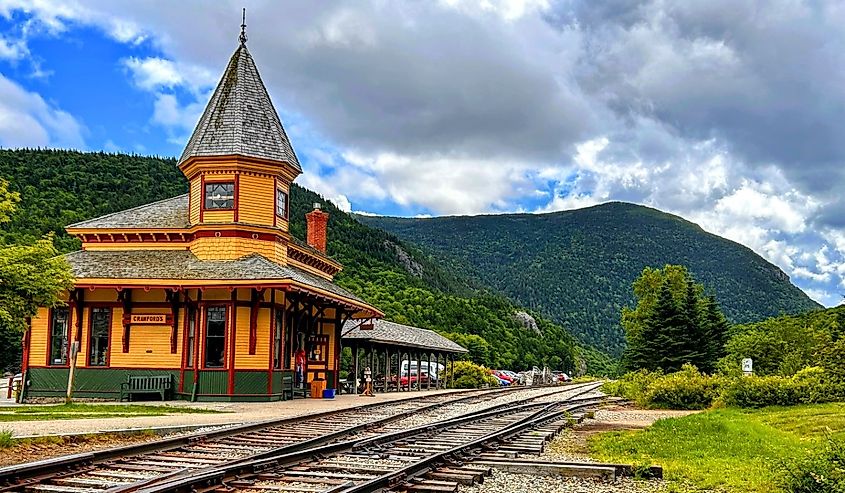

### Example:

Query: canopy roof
xmin=342 ymin=319 xmax=468 ymax=354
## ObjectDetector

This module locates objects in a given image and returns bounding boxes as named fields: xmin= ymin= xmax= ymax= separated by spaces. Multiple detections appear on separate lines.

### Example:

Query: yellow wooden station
xmin=20 ymin=28 xmax=383 ymax=401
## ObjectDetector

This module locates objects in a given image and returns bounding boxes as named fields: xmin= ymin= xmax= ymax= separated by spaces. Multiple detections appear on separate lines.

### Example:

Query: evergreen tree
xmin=701 ymin=295 xmax=729 ymax=372
xmin=622 ymin=265 xmax=731 ymax=373
xmin=682 ymin=277 xmax=706 ymax=368
xmin=651 ymin=280 xmax=691 ymax=371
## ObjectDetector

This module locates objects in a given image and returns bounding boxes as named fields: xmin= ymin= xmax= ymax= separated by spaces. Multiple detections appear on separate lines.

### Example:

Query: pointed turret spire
xmin=178 ymin=17 xmax=301 ymax=172
xmin=239 ymin=8 xmax=247 ymax=45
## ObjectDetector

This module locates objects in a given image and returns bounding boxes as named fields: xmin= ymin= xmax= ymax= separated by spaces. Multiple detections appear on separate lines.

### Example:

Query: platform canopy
xmin=342 ymin=319 xmax=467 ymax=354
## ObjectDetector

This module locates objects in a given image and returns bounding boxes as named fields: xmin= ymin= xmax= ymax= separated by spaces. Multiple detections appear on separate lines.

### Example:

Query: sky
xmin=0 ymin=0 xmax=843 ymax=306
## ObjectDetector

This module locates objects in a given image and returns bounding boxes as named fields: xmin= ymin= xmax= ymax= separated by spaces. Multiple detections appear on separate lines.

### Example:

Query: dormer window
xmin=205 ymin=182 xmax=235 ymax=209
xmin=276 ymin=187 xmax=288 ymax=220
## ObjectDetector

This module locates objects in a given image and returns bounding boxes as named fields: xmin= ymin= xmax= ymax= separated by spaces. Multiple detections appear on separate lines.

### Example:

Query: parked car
xmin=500 ymin=370 xmax=519 ymax=382
xmin=551 ymin=371 xmax=571 ymax=383
xmin=396 ymin=369 xmax=430 ymax=388
xmin=489 ymin=370 xmax=512 ymax=386
xmin=401 ymin=361 xmax=443 ymax=383
xmin=490 ymin=370 xmax=514 ymax=383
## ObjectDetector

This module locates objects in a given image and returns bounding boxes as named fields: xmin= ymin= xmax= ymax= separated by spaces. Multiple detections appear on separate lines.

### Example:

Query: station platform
xmin=2 ymin=388 xmax=468 ymax=438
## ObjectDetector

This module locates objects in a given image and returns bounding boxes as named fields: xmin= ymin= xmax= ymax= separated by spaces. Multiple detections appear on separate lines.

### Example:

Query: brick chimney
xmin=305 ymin=203 xmax=329 ymax=253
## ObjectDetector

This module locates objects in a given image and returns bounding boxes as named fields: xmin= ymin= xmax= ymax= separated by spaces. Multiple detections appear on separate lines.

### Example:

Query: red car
xmin=490 ymin=370 xmax=514 ymax=383
xmin=396 ymin=370 xmax=430 ymax=388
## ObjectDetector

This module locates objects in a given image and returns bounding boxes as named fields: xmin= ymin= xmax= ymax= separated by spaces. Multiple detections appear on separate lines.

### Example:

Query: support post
xmin=416 ymin=351 xmax=422 ymax=391
xmin=406 ymin=352 xmax=411 ymax=392
xmin=66 ymin=289 xmax=83 ymax=404
xmin=353 ymin=344 xmax=359 ymax=395
xmin=384 ymin=347 xmax=389 ymax=393
xmin=427 ymin=352 xmax=432 ymax=391
xmin=368 ymin=347 xmax=374 ymax=392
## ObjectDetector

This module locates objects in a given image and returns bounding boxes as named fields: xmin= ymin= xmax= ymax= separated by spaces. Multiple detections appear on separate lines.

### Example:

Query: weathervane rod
xmin=239 ymin=7 xmax=247 ymax=45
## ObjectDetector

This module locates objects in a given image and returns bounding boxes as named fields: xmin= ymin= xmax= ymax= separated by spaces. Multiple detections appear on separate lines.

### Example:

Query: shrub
xmin=604 ymin=365 xmax=720 ymax=409
xmin=643 ymin=364 xmax=722 ymax=410
xmin=602 ymin=369 xmax=662 ymax=406
xmin=447 ymin=361 xmax=499 ymax=389
xmin=790 ymin=367 xmax=839 ymax=404
xmin=780 ymin=435 xmax=845 ymax=493
xmin=717 ymin=375 xmax=794 ymax=408
xmin=718 ymin=367 xmax=843 ymax=408
xmin=606 ymin=364 xmax=844 ymax=410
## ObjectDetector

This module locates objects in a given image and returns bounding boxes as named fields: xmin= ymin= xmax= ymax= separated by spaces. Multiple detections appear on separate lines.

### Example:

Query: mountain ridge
xmin=358 ymin=201 xmax=820 ymax=355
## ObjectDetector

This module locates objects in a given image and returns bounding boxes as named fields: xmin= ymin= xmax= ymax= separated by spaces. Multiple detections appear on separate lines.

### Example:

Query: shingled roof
xmin=64 ymin=249 xmax=366 ymax=305
xmin=342 ymin=319 xmax=468 ymax=353
xmin=178 ymin=42 xmax=301 ymax=171
xmin=67 ymin=194 xmax=189 ymax=229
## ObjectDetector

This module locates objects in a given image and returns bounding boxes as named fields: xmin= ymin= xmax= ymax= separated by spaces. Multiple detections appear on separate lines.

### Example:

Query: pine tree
xmin=651 ymin=280 xmax=690 ymax=371
xmin=682 ymin=277 xmax=706 ymax=368
xmin=700 ymin=295 xmax=729 ymax=372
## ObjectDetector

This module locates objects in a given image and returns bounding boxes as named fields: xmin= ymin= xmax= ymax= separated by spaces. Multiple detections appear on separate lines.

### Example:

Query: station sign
xmin=124 ymin=313 xmax=172 ymax=325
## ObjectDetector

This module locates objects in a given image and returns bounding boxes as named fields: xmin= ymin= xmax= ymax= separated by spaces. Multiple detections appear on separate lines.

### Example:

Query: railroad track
xmin=125 ymin=382 xmax=605 ymax=493
xmin=0 ymin=383 xmax=600 ymax=493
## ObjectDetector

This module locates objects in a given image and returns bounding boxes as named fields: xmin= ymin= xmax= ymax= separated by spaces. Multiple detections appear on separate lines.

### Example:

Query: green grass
xmin=0 ymin=430 xmax=12 ymax=448
xmin=589 ymin=403 xmax=845 ymax=492
xmin=0 ymin=403 xmax=223 ymax=422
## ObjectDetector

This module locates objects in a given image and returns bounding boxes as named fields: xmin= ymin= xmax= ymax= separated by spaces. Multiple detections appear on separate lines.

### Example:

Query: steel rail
xmin=132 ymin=382 xmax=604 ymax=493
xmin=1 ymin=383 xmax=599 ymax=493
xmin=0 ymin=386 xmax=510 ymax=488
xmin=344 ymin=397 xmax=605 ymax=492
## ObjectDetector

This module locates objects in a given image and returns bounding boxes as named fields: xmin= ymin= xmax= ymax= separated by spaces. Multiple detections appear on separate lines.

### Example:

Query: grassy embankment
xmin=0 ymin=403 xmax=222 ymax=422
xmin=589 ymin=403 xmax=845 ymax=492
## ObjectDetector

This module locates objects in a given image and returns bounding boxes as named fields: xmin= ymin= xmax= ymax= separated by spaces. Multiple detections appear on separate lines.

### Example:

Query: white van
xmin=400 ymin=360 xmax=445 ymax=382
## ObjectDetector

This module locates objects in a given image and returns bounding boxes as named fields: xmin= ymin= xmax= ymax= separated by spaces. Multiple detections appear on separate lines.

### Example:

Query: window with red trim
xmin=204 ymin=306 xmax=227 ymax=368
xmin=276 ymin=187 xmax=288 ymax=220
xmin=48 ymin=308 xmax=69 ymax=366
xmin=186 ymin=306 xmax=196 ymax=368
xmin=88 ymin=307 xmax=111 ymax=366
xmin=204 ymin=182 xmax=235 ymax=210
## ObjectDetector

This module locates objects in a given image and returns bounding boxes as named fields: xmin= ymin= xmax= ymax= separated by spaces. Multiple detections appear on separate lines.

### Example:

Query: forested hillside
xmin=360 ymin=205 xmax=821 ymax=355
xmin=0 ymin=149 xmax=610 ymax=374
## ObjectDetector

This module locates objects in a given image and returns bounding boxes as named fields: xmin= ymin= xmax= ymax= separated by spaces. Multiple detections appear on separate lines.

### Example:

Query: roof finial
xmin=239 ymin=8 xmax=248 ymax=45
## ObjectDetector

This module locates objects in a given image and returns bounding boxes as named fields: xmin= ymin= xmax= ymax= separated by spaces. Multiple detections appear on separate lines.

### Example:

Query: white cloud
xmin=343 ymin=151 xmax=536 ymax=215
xmin=0 ymin=34 xmax=26 ymax=60
xmin=804 ymin=288 xmax=842 ymax=307
xmin=122 ymin=56 xmax=214 ymax=93
xmin=438 ymin=0 xmax=550 ymax=21
xmin=151 ymin=93 xmax=207 ymax=144
xmin=0 ymin=73 xmax=85 ymax=148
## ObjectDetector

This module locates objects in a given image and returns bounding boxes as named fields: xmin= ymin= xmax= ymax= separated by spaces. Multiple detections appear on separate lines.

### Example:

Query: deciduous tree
xmin=0 ymin=178 xmax=74 ymax=371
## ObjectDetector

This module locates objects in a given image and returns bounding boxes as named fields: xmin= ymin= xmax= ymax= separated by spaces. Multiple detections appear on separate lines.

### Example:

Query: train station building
xmin=18 ymin=33 xmax=418 ymax=402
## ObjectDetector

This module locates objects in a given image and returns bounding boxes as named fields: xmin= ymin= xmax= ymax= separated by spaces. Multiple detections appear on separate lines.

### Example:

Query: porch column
xmin=405 ymin=352 xmax=411 ymax=392
xmin=427 ymin=352 xmax=432 ymax=391
xmin=415 ymin=351 xmax=421 ymax=391
xmin=353 ymin=344 xmax=359 ymax=395
xmin=384 ymin=347 xmax=390 ymax=393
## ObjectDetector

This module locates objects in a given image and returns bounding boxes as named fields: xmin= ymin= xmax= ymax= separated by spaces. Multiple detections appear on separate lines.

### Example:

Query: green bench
xmin=120 ymin=375 xmax=173 ymax=401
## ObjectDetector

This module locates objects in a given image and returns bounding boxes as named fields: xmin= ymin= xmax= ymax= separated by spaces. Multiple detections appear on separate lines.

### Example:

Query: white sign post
xmin=741 ymin=358 xmax=753 ymax=376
